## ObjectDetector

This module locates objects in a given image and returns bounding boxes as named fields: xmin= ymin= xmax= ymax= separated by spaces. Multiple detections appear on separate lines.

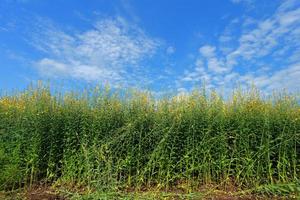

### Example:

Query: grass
xmin=0 ymin=82 xmax=299 ymax=198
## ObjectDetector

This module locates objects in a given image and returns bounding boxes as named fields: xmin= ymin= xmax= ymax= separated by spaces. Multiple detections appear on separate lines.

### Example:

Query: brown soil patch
xmin=24 ymin=186 xmax=66 ymax=200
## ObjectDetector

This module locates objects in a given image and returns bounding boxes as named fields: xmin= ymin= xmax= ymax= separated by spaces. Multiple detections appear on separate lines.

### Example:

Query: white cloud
xmin=199 ymin=45 xmax=216 ymax=57
xmin=166 ymin=46 xmax=175 ymax=55
xmin=219 ymin=35 xmax=231 ymax=43
xmin=235 ymin=62 xmax=300 ymax=92
xmin=207 ymin=58 xmax=228 ymax=73
xmin=32 ymin=17 xmax=161 ymax=86
xmin=37 ymin=59 xmax=69 ymax=77
xmin=198 ymin=45 xmax=230 ymax=74
xmin=177 ymin=0 xmax=300 ymax=93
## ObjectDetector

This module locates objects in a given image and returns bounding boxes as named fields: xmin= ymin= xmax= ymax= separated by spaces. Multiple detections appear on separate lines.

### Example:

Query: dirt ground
xmin=0 ymin=186 xmax=66 ymax=200
xmin=0 ymin=185 xmax=294 ymax=200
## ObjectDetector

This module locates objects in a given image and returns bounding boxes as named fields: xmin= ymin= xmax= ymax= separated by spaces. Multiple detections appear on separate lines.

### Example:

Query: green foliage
xmin=255 ymin=181 xmax=300 ymax=197
xmin=0 ymin=83 xmax=299 ymax=193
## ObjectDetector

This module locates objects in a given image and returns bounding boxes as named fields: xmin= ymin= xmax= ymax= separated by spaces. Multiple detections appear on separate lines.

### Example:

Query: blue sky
xmin=1 ymin=0 xmax=300 ymax=94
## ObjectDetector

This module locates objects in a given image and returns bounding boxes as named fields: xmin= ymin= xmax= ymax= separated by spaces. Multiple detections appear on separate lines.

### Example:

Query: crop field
xmin=0 ymin=84 xmax=300 ymax=199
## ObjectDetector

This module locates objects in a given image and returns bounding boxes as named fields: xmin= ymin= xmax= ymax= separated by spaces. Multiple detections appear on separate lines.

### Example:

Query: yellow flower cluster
xmin=0 ymin=97 xmax=26 ymax=111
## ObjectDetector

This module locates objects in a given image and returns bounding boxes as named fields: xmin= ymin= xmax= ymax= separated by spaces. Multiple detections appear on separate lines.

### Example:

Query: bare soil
xmin=1 ymin=184 xmax=295 ymax=200
xmin=24 ymin=186 xmax=66 ymax=200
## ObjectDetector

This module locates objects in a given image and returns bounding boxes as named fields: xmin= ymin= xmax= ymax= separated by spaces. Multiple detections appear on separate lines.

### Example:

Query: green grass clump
xmin=0 ymin=83 xmax=299 ymax=195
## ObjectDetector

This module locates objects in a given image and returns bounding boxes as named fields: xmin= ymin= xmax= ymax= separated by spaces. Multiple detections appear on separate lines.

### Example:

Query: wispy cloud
xmin=230 ymin=0 xmax=253 ymax=4
xmin=166 ymin=46 xmax=175 ymax=55
xmin=30 ymin=17 xmax=161 ymax=87
xmin=230 ymin=0 xmax=254 ymax=4
xmin=199 ymin=45 xmax=229 ymax=74
xmin=230 ymin=0 xmax=256 ymax=10
xmin=178 ymin=0 xmax=300 ymax=93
